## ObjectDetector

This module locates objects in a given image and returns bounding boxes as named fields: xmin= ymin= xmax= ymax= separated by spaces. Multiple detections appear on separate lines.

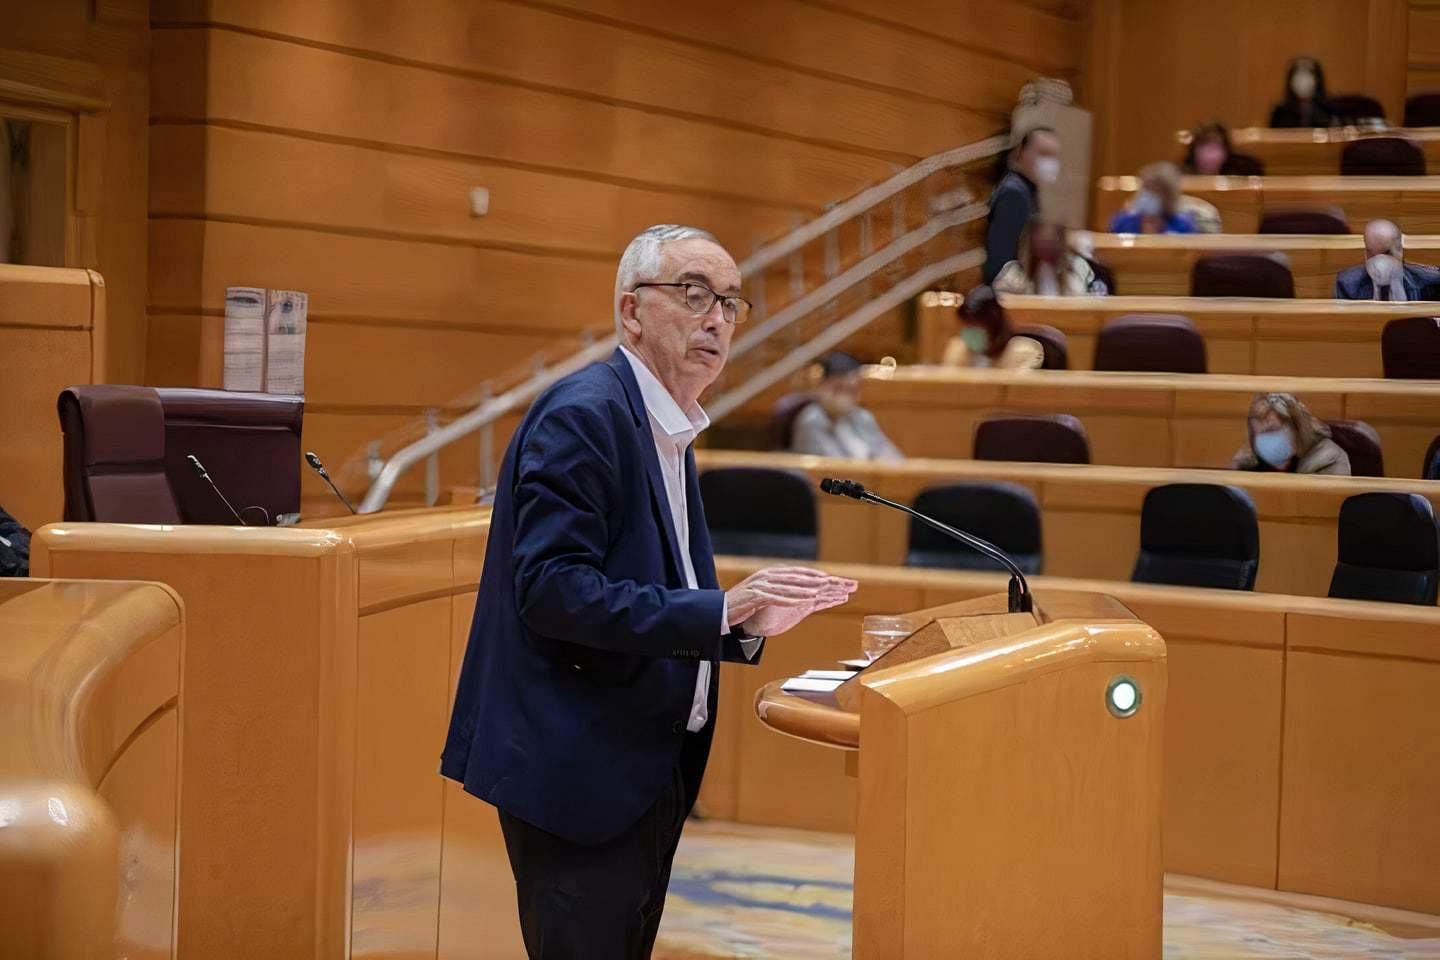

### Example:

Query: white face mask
xmin=1131 ymin=190 xmax=1163 ymax=218
xmin=1366 ymin=253 xmax=1407 ymax=301
xmin=1253 ymin=429 xmax=1294 ymax=467
xmin=1291 ymin=70 xmax=1316 ymax=100
xmin=1034 ymin=157 xmax=1061 ymax=184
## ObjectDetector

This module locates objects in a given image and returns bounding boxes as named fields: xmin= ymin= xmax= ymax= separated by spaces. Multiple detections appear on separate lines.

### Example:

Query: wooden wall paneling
xmin=1408 ymin=1 xmax=1440 ymax=94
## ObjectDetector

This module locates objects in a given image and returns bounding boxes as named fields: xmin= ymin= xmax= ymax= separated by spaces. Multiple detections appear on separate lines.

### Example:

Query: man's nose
xmin=700 ymin=299 xmax=726 ymax=330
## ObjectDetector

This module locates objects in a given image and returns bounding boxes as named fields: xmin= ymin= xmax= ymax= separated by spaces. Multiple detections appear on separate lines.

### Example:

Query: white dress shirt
xmin=620 ymin=347 xmax=761 ymax=732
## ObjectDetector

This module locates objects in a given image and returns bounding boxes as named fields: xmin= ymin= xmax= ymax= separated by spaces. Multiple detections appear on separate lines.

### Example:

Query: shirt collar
xmin=619 ymin=346 xmax=710 ymax=441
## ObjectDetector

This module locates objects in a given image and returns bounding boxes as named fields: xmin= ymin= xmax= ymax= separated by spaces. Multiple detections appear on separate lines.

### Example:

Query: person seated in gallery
xmin=1230 ymin=392 xmax=1351 ymax=476
xmin=1269 ymin=56 xmax=1337 ymax=129
xmin=1108 ymin=162 xmax=1197 ymax=234
xmin=994 ymin=221 xmax=1109 ymax=296
xmin=1334 ymin=218 xmax=1440 ymax=301
xmin=941 ymin=285 xmax=1043 ymax=370
xmin=1181 ymin=120 xmax=1264 ymax=176
xmin=790 ymin=352 xmax=904 ymax=461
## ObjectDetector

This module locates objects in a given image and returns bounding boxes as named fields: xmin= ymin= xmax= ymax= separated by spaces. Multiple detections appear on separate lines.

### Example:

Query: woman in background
xmin=994 ymin=221 xmax=1107 ymax=296
xmin=1182 ymin=121 xmax=1263 ymax=176
xmin=1230 ymin=393 xmax=1351 ymax=475
xmin=1269 ymin=57 xmax=1335 ymax=128
xmin=1108 ymin=162 xmax=1196 ymax=234
xmin=941 ymin=285 xmax=1043 ymax=370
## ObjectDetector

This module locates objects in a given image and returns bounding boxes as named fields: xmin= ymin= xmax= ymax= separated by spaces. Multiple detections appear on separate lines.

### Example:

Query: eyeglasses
xmin=631 ymin=282 xmax=752 ymax=324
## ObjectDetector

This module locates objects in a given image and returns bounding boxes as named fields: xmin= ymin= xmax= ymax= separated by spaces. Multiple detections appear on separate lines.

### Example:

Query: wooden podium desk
xmin=860 ymin=365 xmax=1440 ymax=479
xmin=714 ymin=558 xmax=1440 ymax=916
xmin=1173 ymin=126 xmax=1440 ymax=177
xmin=1084 ymin=232 xmax=1440 ymax=299
xmin=30 ymin=506 xmax=525 ymax=960
xmin=0 ymin=578 xmax=184 ymax=960
xmin=1093 ymin=175 xmax=1440 ymax=235
xmin=754 ymin=588 xmax=1166 ymax=959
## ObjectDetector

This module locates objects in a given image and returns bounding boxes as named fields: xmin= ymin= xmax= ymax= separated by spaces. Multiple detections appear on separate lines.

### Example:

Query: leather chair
xmin=1404 ymin=93 xmax=1440 ymax=128
xmin=1381 ymin=316 xmax=1440 ymax=379
xmin=1325 ymin=419 xmax=1385 ymax=477
xmin=1327 ymin=94 xmax=1386 ymax=124
xmin=1013 ymin=323 xmax=1068 ymax=370
xmin=1257 ymin=207 xmax=1350 ymax=234
xmin=1131 ymin=484 xmax=1259 ymax=591
xmin=1082 ymin=256 xmax=1117 ymax=296
xmin=769 ymin=392 xmax=816 ymax=451
xmin=905 ymin=482 xmax=1043 ymax=574
xmin=1093 ymin=314 xmax=1207 ymax=374
xmin=1423 ymin=434 xmax=1440 ymax=480
xmin=700 ymin=467 xmax=817 ymax=560
xmin=973 ymin=414 xmax=1090 ymax=465
xmin=155 ymin=388 xmax=303 ymax=525
xmin=57 ymin=385 xmax=182 ymax=524
xmin=1328 ymin=493 xmax=1440 ymax=605
xmin=1191 ymin=253 xmax=1295 ymax=298
xmin=1340 ymin=137 xmax=1426 ymax=176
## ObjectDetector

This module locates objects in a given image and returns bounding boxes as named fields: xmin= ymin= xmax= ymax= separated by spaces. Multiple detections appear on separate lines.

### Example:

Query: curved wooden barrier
xmin=709 ymin=557 xmax=1440 ymax=915
xmin=0 ymin=579 xmax=184 ymax=960
xmin=860 ymin=365 xmax=1440 ymax=479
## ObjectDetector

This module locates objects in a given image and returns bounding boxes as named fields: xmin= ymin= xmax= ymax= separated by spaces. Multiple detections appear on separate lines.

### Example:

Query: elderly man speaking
xmin=441 ymin=224 xmax=857 ymax=958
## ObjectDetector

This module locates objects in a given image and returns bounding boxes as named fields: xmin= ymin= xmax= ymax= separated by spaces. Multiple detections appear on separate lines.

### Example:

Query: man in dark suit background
xmin=1334 ymin=218 xmax=1440 ymax=301
xmin=441 ymin=224 xmax=857 ymax=958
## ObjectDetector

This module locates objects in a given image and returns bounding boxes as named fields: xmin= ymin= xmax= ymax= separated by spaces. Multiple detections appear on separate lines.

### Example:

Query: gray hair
xmin=613 ymin=224 xmax=719 ymax=335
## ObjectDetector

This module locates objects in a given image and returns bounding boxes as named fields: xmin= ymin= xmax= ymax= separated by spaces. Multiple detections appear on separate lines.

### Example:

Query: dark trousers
xmin=499 ymin=763 xmax=695 ymax=960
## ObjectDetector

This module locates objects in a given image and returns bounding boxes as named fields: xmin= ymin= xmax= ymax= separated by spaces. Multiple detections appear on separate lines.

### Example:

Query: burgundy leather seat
xmin=1325 ymin=419 xmax=1385 ymax=477
xmin=1013 ymin=323 xmax=1069 ymax=370
xmin=1404 ymin=93 xmax=1440 ymax=128
xmin=57 ymin=385 xmax=182 ymax=524
xmin=1327 ymin=94 xmax=1386 ymax=124
xmin=973 ymin=414 xmax=1090 ymax=465
xmin=1191 ymin=254 xmax=1295 ymax=298
xmin=1257 ymin=207 xmax=1350 ymax=234
xmin=155 ymin=388 xmax=304 ymax=524
xmin=1093 ymin=314 xmax=1207 ymax=374
xmin=1340 ymin=137 xmax=1426 ymax=176
xmin=1381 ymin=316 xmax=1440 ymax=379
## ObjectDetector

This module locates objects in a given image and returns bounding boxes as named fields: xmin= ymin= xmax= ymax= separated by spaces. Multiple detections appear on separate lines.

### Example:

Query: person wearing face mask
xmin=1108 ymin=162 xmax=1197 ymax=234
xmin=1333 ymin=218 xmax=1440 ymax=301
xmin=789 ymin=352 xmax=904 ymax=461
xmin=994 ymin=221 xmax=1107 ymax=296
xmin=1230 ymin=393 xmax=1351 ymax=476
xmin=983 ymin=126 xmax=1061 ymax=283
xmin=1182 ymin=121 xmax=1265 ymax=176
xmin=941 ymin=285 xmax=1044 ymax=370
xmin=1270 ymin=57 xmax=1336 ymax=129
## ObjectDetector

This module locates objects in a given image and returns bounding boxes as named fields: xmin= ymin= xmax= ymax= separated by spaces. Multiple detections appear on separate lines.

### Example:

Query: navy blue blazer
xmin=1333 ymin=262 xmax=1440 ymax=300
xmin=440 ymin=349 xmax=760 ymax=844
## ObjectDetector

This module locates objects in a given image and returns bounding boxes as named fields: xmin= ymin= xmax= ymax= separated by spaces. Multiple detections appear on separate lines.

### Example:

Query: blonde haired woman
xmin=1230 ymin=393 xmax=1351 ymax=475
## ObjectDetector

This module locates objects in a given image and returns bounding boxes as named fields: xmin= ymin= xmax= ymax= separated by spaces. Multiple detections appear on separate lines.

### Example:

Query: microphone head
xmin=304 ymin=451 xmax=325 ymax=474
xmin=819 ymin=477 xmax=866 ymax=499
xmin=185 ymin=454 xmax=206 ymax=476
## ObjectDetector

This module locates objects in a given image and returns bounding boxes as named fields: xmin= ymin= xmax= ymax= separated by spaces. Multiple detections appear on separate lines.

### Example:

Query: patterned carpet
xmin=655 ymin=821 xmax=1440 ymax=960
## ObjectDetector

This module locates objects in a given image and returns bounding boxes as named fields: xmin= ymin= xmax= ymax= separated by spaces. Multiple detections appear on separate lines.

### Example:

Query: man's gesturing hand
xmin=724 ymin=566 xmax=859 ymax=638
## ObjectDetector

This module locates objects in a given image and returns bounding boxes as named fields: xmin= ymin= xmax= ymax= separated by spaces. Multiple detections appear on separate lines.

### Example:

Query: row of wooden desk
xmin=918 ymin=292 xmax=1436 ymax=379
xmin=6 ymin=504 xmax=1439 ymax=957
xmin=1093 ymin=174 xmax=1440 ymax=234
xmin=859 ymin=365 xmax=1440 ymax=480
xmin=1179 ymin=126 xmax=1440 ymax=177
xmin=696 ymin=450 xmax=1440 ymax=601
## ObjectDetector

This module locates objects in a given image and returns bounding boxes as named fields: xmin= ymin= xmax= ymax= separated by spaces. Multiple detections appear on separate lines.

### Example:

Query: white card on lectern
xmin=800 ymin=670 xmax=854 ymax=681
xmin=781 ymin=676 xmax=845 ymax=694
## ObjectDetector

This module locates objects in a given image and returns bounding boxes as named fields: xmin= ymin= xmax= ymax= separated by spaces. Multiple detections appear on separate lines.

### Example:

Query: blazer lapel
xmin=605 ymin=350 xmax=686 ymax=584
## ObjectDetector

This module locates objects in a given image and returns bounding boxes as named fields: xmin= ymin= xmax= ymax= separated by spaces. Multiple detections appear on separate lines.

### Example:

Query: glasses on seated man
xmin=630 ymin=281 xmax=753 ymax=324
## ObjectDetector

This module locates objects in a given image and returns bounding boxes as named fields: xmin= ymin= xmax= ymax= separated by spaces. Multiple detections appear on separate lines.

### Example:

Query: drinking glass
xmin=862 ymin=615 xmax=914 ymax=661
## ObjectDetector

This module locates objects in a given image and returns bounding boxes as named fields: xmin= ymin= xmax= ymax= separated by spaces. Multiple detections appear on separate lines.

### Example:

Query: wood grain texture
xmin=146 ymin=2 xmax=1082 ymax=497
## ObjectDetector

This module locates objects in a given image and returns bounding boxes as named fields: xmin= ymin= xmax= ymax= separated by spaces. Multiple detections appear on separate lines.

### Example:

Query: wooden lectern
xmin=755 ymin=590 xmax=1167 ymax=959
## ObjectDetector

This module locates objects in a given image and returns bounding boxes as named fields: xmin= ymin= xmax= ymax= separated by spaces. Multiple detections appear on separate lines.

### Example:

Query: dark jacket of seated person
xmin=1269 ymin=56 xmax=1337 ymax=128
xmin=983 ymin=127 xmax=1061 ymax=283
xmin=1230 ymin=392 xmax=1351 ymax=476
xmin=1334 ymin=261 xmax=1440 ymax=301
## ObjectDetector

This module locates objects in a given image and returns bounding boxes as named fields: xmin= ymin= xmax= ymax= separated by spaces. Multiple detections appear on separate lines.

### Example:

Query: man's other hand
xmin=724 ymin=566 xmax=858 ymax=637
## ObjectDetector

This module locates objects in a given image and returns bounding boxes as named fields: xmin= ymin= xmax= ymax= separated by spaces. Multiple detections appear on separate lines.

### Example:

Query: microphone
xmin=819 ymin=477 xmax=1033 ymax=613
xmin=186 ymin=454 xmax=246 ymax=526
xmin=305 ymin=451 xmax=357 ymax=514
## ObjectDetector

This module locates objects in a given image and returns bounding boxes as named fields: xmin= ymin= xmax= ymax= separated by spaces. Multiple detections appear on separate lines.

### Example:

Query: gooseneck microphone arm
xmin=819 ymin=477 xmax=1033 ymax=613
xmin=305 ymin=451 xmax=358 ymax=514
xmin=186 ymin=454 xmax=246 ymax=526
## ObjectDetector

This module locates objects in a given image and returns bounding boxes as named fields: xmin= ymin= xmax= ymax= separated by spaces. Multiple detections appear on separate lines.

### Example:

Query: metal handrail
xmin=356 ymin=133 xmax=1009 ymax=513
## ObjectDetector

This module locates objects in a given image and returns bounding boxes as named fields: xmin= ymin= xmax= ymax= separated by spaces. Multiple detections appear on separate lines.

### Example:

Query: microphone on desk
xmin=819 ymin=477 xmax=1033 ymax=613
xmin=186 ymin=454 xmax=247 ymax=526
xmin=305 ymin=451 xmax=357 ymax=514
